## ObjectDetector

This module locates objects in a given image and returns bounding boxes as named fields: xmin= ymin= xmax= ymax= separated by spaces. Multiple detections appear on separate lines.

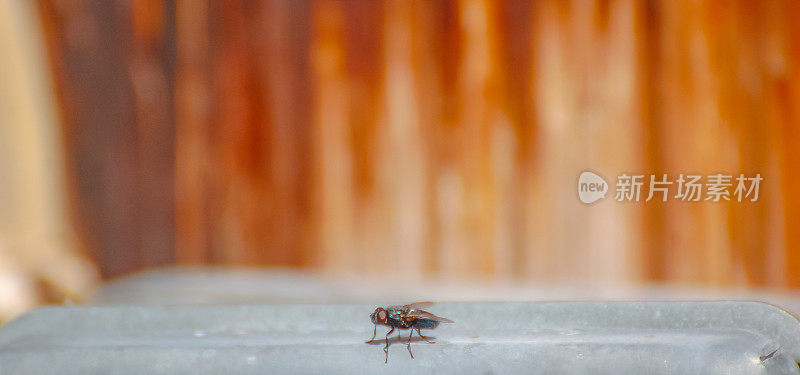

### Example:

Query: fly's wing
xmin=403 ymin=301 xmax=435 ymax=310
xmin=405 ymin=309 xmax=454 ymax=323
xmin=385 ymin=305 xmax=406 ymax=314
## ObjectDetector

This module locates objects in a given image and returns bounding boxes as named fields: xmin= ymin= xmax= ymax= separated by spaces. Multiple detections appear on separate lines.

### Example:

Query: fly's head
xmin=370 ymin=307 xmax=388 ymax=325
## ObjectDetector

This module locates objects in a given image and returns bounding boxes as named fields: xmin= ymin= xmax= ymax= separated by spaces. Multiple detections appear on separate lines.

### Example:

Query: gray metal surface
xmin=88 ymin=267 xmax=800 ymax=318
xmin=0 ymin=302 xmax=798 ymax=374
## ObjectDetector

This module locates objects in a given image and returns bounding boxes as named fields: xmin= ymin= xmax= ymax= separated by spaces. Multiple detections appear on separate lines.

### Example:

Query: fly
xmin=365 ymin=301 xmax=453 ymax=363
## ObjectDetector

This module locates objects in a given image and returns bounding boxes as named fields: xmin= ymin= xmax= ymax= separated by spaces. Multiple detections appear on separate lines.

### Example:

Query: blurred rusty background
xmin=1 ymin=0 xmax=798 ymax=319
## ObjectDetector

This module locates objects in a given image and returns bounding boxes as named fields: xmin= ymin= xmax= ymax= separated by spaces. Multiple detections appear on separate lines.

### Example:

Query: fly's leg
xmin=365 ymin=325 xmax=377 ymax=343
xmin=406 ymin=330 xmax=414 ymax=359
xmin=383 ymin=327 xmax=395 ymax=364
xmin=417 ymin=329 xmax=436 ymax=343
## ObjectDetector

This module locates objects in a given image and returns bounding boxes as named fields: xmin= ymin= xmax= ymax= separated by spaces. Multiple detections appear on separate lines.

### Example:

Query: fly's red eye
xmin=378 ymin=310 xmax=386 ymax=321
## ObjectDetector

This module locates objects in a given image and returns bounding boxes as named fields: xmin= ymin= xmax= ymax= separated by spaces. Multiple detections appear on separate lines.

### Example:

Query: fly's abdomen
xmin=413 ymin=319 xmax=439 ymax=329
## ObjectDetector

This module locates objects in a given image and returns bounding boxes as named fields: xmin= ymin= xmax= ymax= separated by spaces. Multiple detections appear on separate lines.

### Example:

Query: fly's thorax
xmin=387 ymin=308 xmax=404 ymax=319
xmin=384 ymin=309 xmax=415 ymax=329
